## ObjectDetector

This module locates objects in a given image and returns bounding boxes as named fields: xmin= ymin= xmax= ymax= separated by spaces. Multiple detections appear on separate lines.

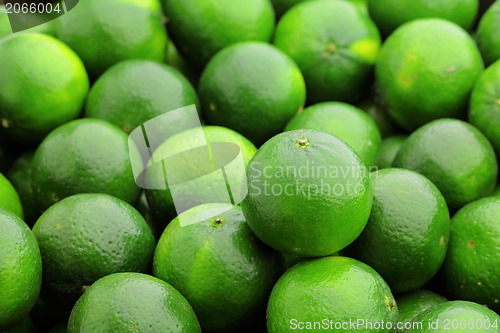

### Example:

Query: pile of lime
xmin=1 ymin=0 xmax=500 ymax=332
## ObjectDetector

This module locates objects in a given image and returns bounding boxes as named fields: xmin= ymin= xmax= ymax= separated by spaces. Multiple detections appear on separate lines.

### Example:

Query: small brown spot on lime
xmin=446 ymin=66 xmax=456 ymax=73
xmin=1 ymin=119 xmax=9 ymax=128
xmin=52 ymin=193 xmax=59 ymax=202
xmin=297 ymin=106 xmax=304 ymax=114
xmin=468 ymin=241 xmax=475 ymax=248
xmin=440 ymin=235 xmax=445 ymax=245
xmin=209 ymin=103 xmax=216 ymax=111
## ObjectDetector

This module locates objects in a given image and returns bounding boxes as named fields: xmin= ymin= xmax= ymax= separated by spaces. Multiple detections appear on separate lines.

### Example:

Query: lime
xmin=273 ymin=0 xmax=381 ymax=103
xmin=3 ymin=316 xmax=36 ymax=333
xmin=7 ymin=153 xmax=36 ymax=224
xmin=397 ymin=290 xmax=447 ymax=324
xmin=153 ymin=204 xmax=283 ymax=332
xmin=267 ymin=256 xmax=398 ymax=333
xmin=367 ymin=0 xmax=478 ymax=37
xmin=440 ymin=196 xmax=500 ymax=312
xmin=377 ymin=135 xmax=407 ymax=169
xmin=241 ymin=129 xmax=373 ymax=257
xmin=0 ymin=208 xmax=42 ymax=331
xmin=85 ymin=60 xmax=199 ymax=133
xmin=285 ymin=102 xmax=382 ymax=167
xmin=145 ymin=125 xmax=257 ymax=224
xmin=0 ymin=33 xmax=89 ymax=143
xmin=344 ymin=168 xmax=450 ymax=293
xmin=493 ymin=183 xmax=500 ymax=196
xmin=393 ymin=119 xmax=498 ymax=211
xmin=405 ymin=301 xmax=500 ymax=332
xmin=68 ymin=273 xmax=201 ymax=333
xmin=164 ymin=39 xmax=200 ymax=86
xmin=357 ymin=98 xmax=401 ymax=138
xmin=55 ymin=0 xmax=167 ymax=78
xmin=32 ymin=193 xmax=155 ymax=303
xmin=376 ymin=19 xmax=483 ymax=130
xmin=31 ymin=118 xmax=140 ymax=211
xmin=199 ymin=42 xmax=306 ymax=145
xmin=0 ymin=172 xmax=23 ymax=219
xmin=165 ymin=0 xmax=274 ymax=67
xmin=469 ymin=59 xmax=500 ymax=156
xmin=477 ymin=1 xmax=500 ymax=66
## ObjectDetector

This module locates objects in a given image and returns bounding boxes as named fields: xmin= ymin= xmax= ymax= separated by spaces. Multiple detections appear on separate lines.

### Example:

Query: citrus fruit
xmin=367 ymin=0 xmax=478 ymax=37
xmin=32 ymin=193 xmax=155 ymax=303
xmin=3 ymin=316 xmax=36 ymax=333
xmin=7 ymin=153 xmax=37 ymax=224
xmin=0 ymin=33 xmax=89 ymax=143
xmin=393 ymin=119 xmax=498 ymax=211
xmin=477 ymin=0 xmax=500 ymax=66
xmin=55 ymin=0 xmax=167 ymax=78
xmin=145 ymin=125 xmax=257 ymax=224
xmin=31 ymin=118 xmax=140 ymax=211
xmin=164 ymin=39 xmax=200 ymax=85
xmin=377 ymin=135 xmax=407 ymax=169
xmin=267 ymin=256 xmax=399 ymax=333
xmin=357 ymin=98 xmax=400 ymax=138
xmin=199 ymin=42 xmax=306 ymax=145
xmin=376 ymin=19 xmax=483 ymax=130
xmin=440 ymin=196 xmax=500 ymax=312
xmin=397 ymin=290 xmax=447 ymax=324
xmin=241 ymin=129 xmax=373 ymax=257
xmin=273 ymin=0 xmax=381 ymax=103
xmin=405 ymin=301 xmax=500 ymax=333
xmin=0 ymin=171 xmax=23 ymax=219
xmin=0 ymin=208 xmax=42 ymax=331
xmin=164 ymin=0 xmax=274 ymax=67
xmin=469 ymin=59 xmax=500 ymax=156
xmin=493 ymin=184 xmax=500 ymax=196
xmin=85 ymin=60 xmax=199 ymax=133
xmin=344 ymin=168 xmax=450 ymax=293
xmin=153 ymin=204 xmax=283 ymax=332
xmin=285 ymin=102 xmax=382 ymax=167
xmin=68 ymin=273 xmax=201 ymax=333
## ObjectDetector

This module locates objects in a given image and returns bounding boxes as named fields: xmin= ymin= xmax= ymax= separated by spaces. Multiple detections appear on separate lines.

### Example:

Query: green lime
xmin=469 ymin=59 xmax=500 ymax=156
xmin=477 ymin=1 xmax=500 ymax=66
xmin=405 ymin=301 xmax=500 ymax=332
xmin=285 ymin=102 xmax=382 ymax=167
xmin=376 ymin=19 xmax=483 ymax=131
xmin=68 ymin=273 xmax=201 ymax=332
xmin=393 ymin=119 xmax=497 ymax=211
xmin=397 ymin=290 xmax=447 ymax=324
xmin=377 ymin=135 xmax=407 ymax=169
xmin=55 ymin=0 xmax=167 ymax=78
xmin=493 ymin=183 xmax=500 ymax=196
xmin=0 ymin=33 xmax=89 ymax=143
xmin=344 ymin=168 xmax=450 ymax=293
xmin=367 ymin=0 xmax=478 ymax=37
xmin=267 ymin=256 xmax=398 ymax=333
xmin=145 ymin=125 xmax=257 ymax=224
xmin=199 ymin=42 xmax=306 ymax=146
xmin=440 ymin=196 xmax=500 ymax=312
xmin=165 ymin=0 xmax=274 ymax=67
xmin=273 ymin=0 xmax=381 ymax=103
xmin=0 ymin=172 xmax=23 ymax=219
xmin=32 ymin=118 xmax=140 ymax=211
xmin=0 ymin=208 xmax=42 ymax=331
xmin=3 ymin=316 xmax=36 ymax=333
xmin=271 ymin=0 xmax=368 ymax=18
xmin=241 ymin=129 xmax=373 ymax=257
xmin=7 ymin=152 xmax=37 ymax=225
xmin=164 ymin=39 xmax=200 ymax=86
xmin=32 ymin=193 xmax=155 ymax=303
xmin=357 ymin=98 xmax=401 ymax=138
xmin=85 ymin=60 xmax=199 ymax=133
xmin=153 ymin=204 xmax=283 ymax=332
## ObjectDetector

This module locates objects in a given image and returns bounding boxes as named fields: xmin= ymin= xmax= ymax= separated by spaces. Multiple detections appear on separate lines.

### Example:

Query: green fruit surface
xmin=165 ymin=0 xmax=274 ymax=67
xmin=153 ymin=204 xmax=283 ymax=332
xmin=477 ymin=0 xmax=500 ymax=66
xmin=68 ymin=273 xmax=201 ymax=333
xmin=376 ymin=135 xmax=406 ymax=169
xmin=0 ymin=33 xmax=89 ymax=142
xmin=393 ymin=119 xmax=497 ymax=211
xmin=357 ymin=99 xmax=400 ymax=138
xmin=396 ymin=290 xmax=447 ymax=324
xmin=86 ymin=60 xmax=199 ymax=133
xmin=32 ymin=119 xmax=140 ymax=211
xmin=7 ymin=153 xmax=37 ymax=224
xmin=0 ymin=208 xmax=42 ymax=331
xmin=376 ymin=19 xmax=483 ymax=130
xmin=267 ymin=256 xmax=399 ymax=333
xmin=241 ymin=129 xmax=373 ymax=257
xmin=440 ymin=197 xmax=500 ymax=312
xmin=32 ymin=194 xmax=155 ymax=301
xmin=344 ymin=168 xmax=450 ymax=293
xmin=0 ymin=172 xmax=23 ymax=219
xmin=285 ymin=102 xmax=382 ymax=167
xmin=200 ymin=42 xmax=306 ymax=146
xmin=273 ymin=0 xmax=380 ymax=103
